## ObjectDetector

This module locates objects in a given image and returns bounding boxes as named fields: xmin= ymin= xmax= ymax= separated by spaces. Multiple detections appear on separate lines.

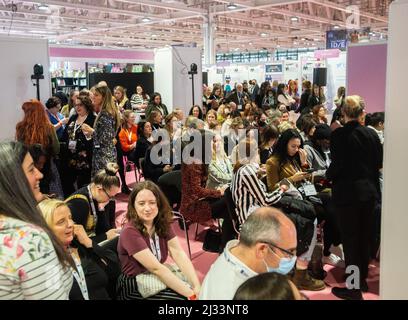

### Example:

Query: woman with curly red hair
xmin=16 ymin=99 xmax=61 ymax=196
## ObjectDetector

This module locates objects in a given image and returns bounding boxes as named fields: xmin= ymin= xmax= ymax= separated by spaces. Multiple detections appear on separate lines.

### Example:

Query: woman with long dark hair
xmin=265 ymin=129 xmax=325 ymax=292
xmin=81 ymin=85 xmax=121 ymax=177
xmin=145 ymin=92 xmax=168 ymax=120
xmin=0 ymin=141 xmax=74 ymax=299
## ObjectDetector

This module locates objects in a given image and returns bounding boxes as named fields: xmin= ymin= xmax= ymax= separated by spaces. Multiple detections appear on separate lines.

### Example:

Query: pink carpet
xmin=115 ymin=171 xmax=380 ymax=300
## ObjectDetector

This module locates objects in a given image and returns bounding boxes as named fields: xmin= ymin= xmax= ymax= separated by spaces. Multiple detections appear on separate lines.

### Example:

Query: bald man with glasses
xmin=199 ymin=207 xmax=297 ymax=300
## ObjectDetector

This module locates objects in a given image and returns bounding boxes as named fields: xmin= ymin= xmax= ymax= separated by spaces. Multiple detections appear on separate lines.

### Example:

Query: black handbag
xmin=202 ymin=229 xmax=222 ymax=253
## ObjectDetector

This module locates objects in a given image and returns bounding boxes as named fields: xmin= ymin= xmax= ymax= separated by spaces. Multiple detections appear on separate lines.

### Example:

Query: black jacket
xmin=326 ymin=121 xmax=383 ymax=205
xmin=298 ymin=90 xmax=311 ymax=114
xmin=225 ymin=91 xmax=250 ymax=109
xmin=69 ymin=241 xmax=120 ymax=300
xmin=66 ymin=186 xmax=116 ymax=243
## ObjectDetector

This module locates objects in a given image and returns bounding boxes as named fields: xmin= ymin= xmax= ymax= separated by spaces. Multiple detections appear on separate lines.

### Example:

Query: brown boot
xmin=291 ymin=268 xmax=326 ymax=291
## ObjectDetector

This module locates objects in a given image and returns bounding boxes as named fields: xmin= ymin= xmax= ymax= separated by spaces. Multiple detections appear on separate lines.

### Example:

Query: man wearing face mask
xmin=199 ymin=207 xmax=297 ymax=300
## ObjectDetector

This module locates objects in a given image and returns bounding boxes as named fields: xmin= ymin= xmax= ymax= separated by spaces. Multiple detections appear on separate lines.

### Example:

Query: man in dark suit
xmin=326 ymin=96 xmax=383 ymax=300
xmin=250 ymin=79 xmax=260 ymax=102
xmin=225 ymin=83 xmax=250 ymax=111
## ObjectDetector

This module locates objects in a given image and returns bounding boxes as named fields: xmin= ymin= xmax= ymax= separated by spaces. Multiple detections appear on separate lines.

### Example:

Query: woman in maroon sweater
xmin=180 ymin=129 xmax=234 ymax=251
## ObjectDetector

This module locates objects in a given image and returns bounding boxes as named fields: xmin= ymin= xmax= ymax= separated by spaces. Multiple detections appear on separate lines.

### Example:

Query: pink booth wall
xmin=49 ymin=47 xmax=154 ymax=62
xmin=346 ymin=43 xmax=387 ymax=113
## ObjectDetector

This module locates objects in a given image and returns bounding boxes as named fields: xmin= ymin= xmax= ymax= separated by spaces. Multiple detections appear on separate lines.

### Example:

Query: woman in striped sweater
xmin=0 ymin=142 xmax=74 ymax=300
xmin=230 ymin=138 xmax=284 ymax=226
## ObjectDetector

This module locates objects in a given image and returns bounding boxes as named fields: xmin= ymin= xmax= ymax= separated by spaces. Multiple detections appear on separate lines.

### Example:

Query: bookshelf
xmin=51 ymin=77 xmax=87 ymax=95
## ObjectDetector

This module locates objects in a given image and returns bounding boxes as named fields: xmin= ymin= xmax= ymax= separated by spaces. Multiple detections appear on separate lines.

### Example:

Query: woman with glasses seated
xmin=66 ymin=163 xmax=121 ymax=244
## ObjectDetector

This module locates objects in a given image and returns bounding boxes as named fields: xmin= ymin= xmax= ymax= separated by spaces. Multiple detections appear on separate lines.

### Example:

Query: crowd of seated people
xmin=0 ymin=77 xmax=383 ymax=301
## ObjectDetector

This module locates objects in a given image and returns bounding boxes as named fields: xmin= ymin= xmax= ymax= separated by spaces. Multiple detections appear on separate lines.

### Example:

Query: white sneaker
xmin=330 ymin=244 xmax=345 ymax=260
xmin=322 ymin=253 xmax=345 ymax=268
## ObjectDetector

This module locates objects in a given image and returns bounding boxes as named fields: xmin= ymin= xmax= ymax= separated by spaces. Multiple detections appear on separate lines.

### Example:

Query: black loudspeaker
xmin=33 ymin=64 xmax=44 ymax=76
xmin=313 ymin=68 xmax=327 ymax=87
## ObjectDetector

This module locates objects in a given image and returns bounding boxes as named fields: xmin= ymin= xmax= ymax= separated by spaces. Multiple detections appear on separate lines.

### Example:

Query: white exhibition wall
xmin=154 ymin=46 xmax=202 ymax=115
xmin=0 ymin=37 xmax=51 ymax=140
xmin=204 ymin=53 xmax=346 ymax=112
xmin=381 ymin=0 xmax=408 ymax=300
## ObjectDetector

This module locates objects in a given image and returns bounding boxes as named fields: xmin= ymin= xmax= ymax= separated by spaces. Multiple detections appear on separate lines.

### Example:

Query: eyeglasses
xmin=102 ymin=187 xmax=115 ymax=201
xmin=261 ymin=241 xmax=297 ymax=258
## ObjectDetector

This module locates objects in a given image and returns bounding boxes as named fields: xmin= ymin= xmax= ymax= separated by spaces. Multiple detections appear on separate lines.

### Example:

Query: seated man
xmin=199 ymin=207 xmax=297 ymax=300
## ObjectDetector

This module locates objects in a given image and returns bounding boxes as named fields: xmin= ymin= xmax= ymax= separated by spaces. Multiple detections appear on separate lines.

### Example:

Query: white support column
xmin=380 ymin=0 xmax=408 ymax=300
xmin=203 ymin=13 xmax=216 ymax=65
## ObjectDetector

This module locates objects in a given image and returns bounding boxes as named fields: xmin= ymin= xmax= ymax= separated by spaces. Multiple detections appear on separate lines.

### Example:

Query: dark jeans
xmin=334 ymin=201 xmax=375 ymax=286
xmin=209 ymin=197 xmax=235 ymax=251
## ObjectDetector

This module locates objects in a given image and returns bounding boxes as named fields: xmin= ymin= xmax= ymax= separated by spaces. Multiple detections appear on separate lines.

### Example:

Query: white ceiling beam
xmin=120 ymin=0 xmax=206 ymax=14
xmin=309 ymin=0 xmax=388 ymax=23
xmin=211 ymin=0 xmax=307 ymax=16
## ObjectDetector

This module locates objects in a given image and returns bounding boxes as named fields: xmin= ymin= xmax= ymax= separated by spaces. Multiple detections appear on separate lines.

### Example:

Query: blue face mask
xmin=264 ymin=252 xmax=297 ymax=275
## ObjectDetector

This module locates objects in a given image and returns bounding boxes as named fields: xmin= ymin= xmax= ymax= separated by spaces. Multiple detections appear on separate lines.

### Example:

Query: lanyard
xmin=149 ymin=233 xmax=161 ymax=261
xmin=69 ymin=248 xmax=89 ymax=300
xmin=223 ymin=249 xmax=253 ymax=278
xmin=87 ymin=185 xmax=98 ymax=234
xmin=125 ymin=128 xmax=133 ymax=143
xmin=47 ymin=109 xmax=61 ymax=124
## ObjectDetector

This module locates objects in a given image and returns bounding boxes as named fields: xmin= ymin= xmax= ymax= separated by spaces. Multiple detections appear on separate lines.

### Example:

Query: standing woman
xmin=327 ymin=96 xmax=383 ymax=300
xmin=145 ymin=92 xmax=168 ymax=120
xmin=113 ymin=86 xmax=131 ymax=113
xmin=16 ymin=100 xmax=61 ymax=196
xmin=81 ymin=85 xmax=121 ymax=177
xmin=45 ymin=96 xmax=68 ymax=141
xmin=298 ymin=80 xmax=312 ymax=115
xmin=0 ymin=141 xmax=73 ymax=300
xmin=130 ymin=85 xmax=150 ymax=118
xmin=61 ymin=90 xmax=79 ymax=119
xmin=60 ymin=94 xmax=96 ymax=197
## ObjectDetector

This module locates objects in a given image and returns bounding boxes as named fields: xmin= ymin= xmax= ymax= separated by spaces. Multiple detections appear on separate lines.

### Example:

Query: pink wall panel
xmin=49 ymin=47 xmax=154 ymax=62
xmin=346 ymin=43 xmax=387 ymax=113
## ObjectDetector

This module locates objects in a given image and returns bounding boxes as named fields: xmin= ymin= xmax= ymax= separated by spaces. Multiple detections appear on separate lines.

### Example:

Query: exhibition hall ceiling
xmin=0 ymin=0 xmax=391 ymax=52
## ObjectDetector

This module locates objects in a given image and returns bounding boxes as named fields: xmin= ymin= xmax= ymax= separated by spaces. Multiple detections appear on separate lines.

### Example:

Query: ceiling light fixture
xmin=142 ymin=17 xmax=151 ymax=23
xmin=38 ymin=3 xmax=49 ymax=11
xmin=333 ymin=25 xmax=340 ymax=29
xmin=80 ymin=26 xmax=88 ymax=32
xmin=227 ymin=3 xmax=237 ymax=10
xmin=260 ymin=32 xmax=268 ymax=37
xmin=66 ymin=38 xmax=73 ymax=42
xmin=290 ymin=16 xmax=299 ymax=22
xmin=151 ymin=34 xmax=158 ymax=38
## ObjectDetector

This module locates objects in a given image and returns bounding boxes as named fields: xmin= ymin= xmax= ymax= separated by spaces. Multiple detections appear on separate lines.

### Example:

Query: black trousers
xmin=317 ymin=192 xmax=342 ymax=256
xmin=334 ymin=201 xmax=375 ymax=286
xmin=209 ymin=197 xmax=235 ymax=251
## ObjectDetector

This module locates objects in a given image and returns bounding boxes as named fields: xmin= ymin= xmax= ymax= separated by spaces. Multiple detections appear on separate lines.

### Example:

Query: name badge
xmin=68 ymin=140 xmax=77 ymax=151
